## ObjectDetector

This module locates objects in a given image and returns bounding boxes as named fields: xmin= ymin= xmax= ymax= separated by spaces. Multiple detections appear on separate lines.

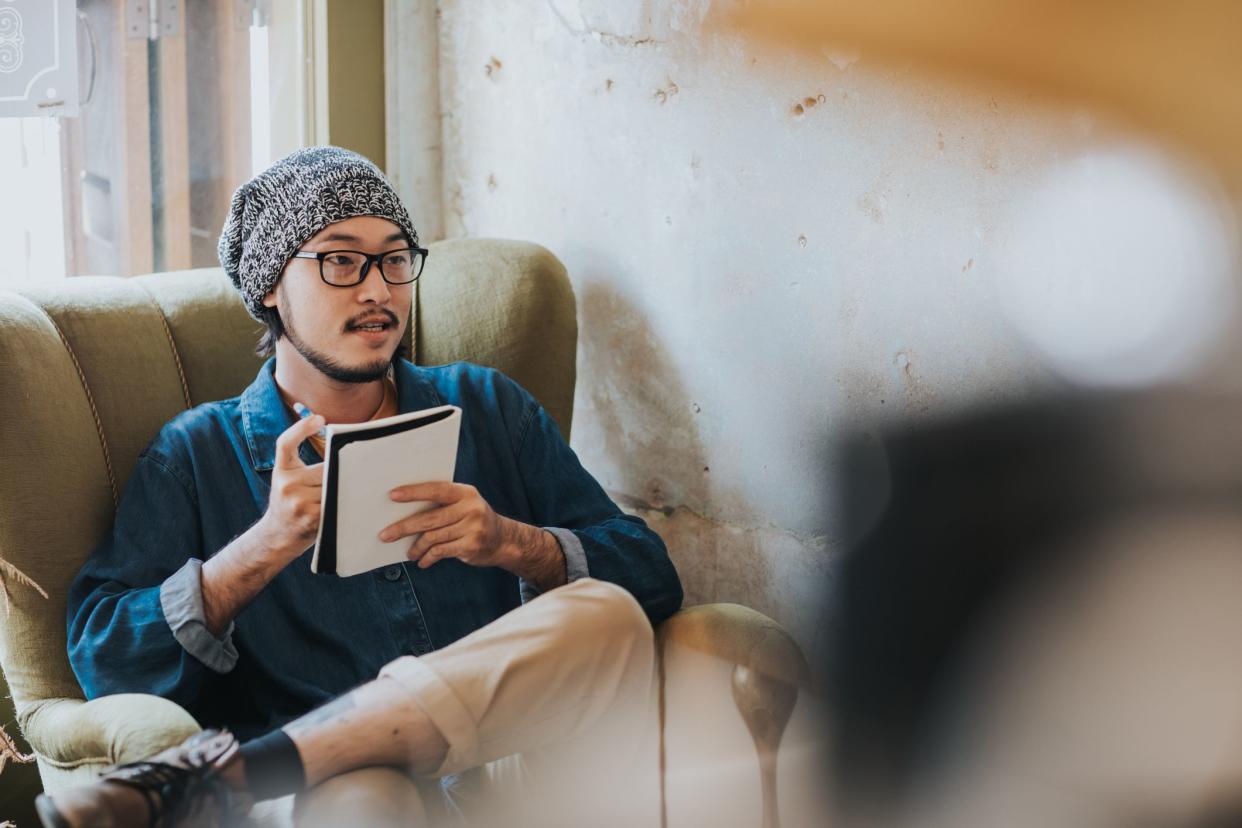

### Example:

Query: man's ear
xmin=262 ymin=286 xmax=278 ymax=309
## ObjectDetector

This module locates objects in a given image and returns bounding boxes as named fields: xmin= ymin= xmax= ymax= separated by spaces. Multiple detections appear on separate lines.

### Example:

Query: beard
xmin=279 ymin=292 xmax=396 ymax=384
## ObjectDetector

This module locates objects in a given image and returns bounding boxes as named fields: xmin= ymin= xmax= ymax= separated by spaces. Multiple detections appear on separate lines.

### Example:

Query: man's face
xmin=262 ymin=215 xmax=413 ymax=384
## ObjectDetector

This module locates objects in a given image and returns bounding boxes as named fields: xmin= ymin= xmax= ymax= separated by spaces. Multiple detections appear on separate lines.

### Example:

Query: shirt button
xmin=383 ymin=566 xmax=402 ymax=581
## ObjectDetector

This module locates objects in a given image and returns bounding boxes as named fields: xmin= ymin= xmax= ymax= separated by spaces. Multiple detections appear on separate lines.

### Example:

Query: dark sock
xmin=239 ymin=730 xmax=306 ymax=800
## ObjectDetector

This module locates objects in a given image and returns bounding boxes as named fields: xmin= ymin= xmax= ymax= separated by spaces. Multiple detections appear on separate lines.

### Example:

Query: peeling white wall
xmin=398 ymin=0 xmax=1239 ymax=655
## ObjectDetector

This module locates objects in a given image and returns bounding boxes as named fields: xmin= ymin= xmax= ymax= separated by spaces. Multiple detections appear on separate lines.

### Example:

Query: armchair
xmin=0 ymin=239 xmax=808 ymax=824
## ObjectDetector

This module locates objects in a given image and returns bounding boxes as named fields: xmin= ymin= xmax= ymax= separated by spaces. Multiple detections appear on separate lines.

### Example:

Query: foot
xmin=35 ymin=729 xmax=250 ymax=828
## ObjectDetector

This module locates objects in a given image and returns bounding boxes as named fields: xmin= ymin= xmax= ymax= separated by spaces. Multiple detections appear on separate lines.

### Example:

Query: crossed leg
xmin=40 ymin=579 xmax=659 ymax=828
xmin=254 ymin=577 xmax=659 ymax=825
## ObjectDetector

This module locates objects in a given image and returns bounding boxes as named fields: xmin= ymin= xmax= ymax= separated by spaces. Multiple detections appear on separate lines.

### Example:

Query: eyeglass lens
xmin=320 ymin=249 xmax=424 ymax=285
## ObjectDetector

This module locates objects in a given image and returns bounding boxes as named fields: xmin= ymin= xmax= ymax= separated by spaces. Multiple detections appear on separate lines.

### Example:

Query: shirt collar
xmin=239 ymin=357 xmax=445 ymax=472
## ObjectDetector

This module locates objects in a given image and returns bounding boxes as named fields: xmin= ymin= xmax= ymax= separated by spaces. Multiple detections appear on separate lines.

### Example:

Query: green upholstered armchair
xmin=0 ymin=239 xmax=807 ymax=823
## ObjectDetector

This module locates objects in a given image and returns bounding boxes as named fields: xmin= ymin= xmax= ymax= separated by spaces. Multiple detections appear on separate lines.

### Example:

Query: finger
xmin=389 ymin=481 xmax=473 ymax=505
xmin=292 ymin=462 xmax=326 ymax=486
xmin=406 ymin=521 xmax=467 ymax=561
xmin=379 ymin=502 xmax=467 ymax=542
xmin=417 ymin=541 xmax=470 ymax=569
xmin=275 ymin=415 xmax=325 ymax=470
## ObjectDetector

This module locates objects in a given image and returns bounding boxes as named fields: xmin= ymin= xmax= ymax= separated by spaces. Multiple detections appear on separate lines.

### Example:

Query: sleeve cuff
xmin=519 ymin=527 xmax=590 ymax=603
xmin=159 ymin=559 xmax=239 ymax=674
xmin=547 ymin=527 xmax=590 ymax=582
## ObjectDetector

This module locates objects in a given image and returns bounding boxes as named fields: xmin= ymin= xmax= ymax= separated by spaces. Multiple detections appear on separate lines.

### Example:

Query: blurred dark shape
xmin=828 ymin=390 xmax=1242 ymax=825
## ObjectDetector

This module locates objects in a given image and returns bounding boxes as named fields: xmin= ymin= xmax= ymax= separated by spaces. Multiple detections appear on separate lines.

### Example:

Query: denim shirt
xmin=67 ymin=358 xmax=682 ymax=740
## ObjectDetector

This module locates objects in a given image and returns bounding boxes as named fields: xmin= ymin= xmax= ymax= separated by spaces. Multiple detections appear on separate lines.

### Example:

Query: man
xmin=40 ymin=146 xmax=682 ymax=827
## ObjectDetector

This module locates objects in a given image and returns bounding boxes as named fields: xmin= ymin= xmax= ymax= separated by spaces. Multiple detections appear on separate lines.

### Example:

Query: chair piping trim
xmin=36 ymin=751 xmax=112 ymax=770
xmin=135 ymin=282 xmax=193 ymax=409
xmin=44 ymin=311 xmax=118 ymax=511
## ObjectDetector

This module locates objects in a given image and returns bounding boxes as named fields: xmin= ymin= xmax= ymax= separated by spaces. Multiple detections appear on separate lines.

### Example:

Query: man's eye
xmin=326 ymin=254 xmax=354 ymax=266
xmin=385 ymin=253 xmax=410 ymax=266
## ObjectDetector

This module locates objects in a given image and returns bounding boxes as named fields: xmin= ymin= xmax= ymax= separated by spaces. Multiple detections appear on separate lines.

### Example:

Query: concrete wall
xmin=398 ymin=0 xmax=1237 ymax=655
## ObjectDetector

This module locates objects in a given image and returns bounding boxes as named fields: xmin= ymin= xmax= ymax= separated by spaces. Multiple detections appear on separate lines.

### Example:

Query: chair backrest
xmin=0 ymin=238 xmax=576 ymax=728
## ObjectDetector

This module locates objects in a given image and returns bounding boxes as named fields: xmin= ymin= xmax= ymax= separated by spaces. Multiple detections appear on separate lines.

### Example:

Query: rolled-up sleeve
xmin=543 ymin=527 xmax=590 ymax=583
xmin=519 ymin=527 xmax=591 ymax=603
xmin=160 ymin=559 xmax=238 ymax=673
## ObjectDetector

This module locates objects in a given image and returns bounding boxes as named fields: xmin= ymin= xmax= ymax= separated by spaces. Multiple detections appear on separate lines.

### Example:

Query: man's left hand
xmin=380 ymin=483 xmax=566 ymax=590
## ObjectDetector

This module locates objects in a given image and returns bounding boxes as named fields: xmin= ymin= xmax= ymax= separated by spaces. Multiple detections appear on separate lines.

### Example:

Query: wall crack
xmin=545 ymin=0 xmax=665 ymax=48
xmin=609 ymin=489 xmax=833 ymax=547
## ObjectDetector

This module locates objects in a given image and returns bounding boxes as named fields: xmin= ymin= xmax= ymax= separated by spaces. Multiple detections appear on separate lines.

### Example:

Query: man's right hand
xmin=202 ymin=413 xmax=326 ymax=636
xmin=256 ymin=412 xmax=326 ymax=562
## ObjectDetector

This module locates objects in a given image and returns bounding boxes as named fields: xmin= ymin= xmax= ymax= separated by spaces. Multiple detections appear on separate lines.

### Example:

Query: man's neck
xmin=271 ymin=345 xmax=387 ymax=425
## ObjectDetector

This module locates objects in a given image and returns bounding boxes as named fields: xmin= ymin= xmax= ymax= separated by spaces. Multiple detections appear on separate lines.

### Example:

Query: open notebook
xmin=310 ymin=404 xmax=462 ymax=577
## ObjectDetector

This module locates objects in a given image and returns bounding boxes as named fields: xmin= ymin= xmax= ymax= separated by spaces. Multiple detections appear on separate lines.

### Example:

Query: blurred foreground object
xmin=726 ymin=0 xmax=1242 ymax=190
xmin=992 ymin=145 xmax=1239 ymax=388
xmin=832 ymin=393 xmax=1242 ymax=827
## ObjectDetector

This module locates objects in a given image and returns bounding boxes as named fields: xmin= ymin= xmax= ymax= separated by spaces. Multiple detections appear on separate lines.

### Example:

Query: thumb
xmin=277 ymin=413 xmax=325 ymax=470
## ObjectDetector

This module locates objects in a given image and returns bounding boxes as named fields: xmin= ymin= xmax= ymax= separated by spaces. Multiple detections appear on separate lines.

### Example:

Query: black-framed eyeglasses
xmin=291 ymin=247 xmax=429 ymax=286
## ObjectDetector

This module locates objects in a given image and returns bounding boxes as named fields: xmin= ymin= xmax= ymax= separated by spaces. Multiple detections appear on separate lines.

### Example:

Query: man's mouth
xmin=347 ymin=315 xmax=397 ymax=333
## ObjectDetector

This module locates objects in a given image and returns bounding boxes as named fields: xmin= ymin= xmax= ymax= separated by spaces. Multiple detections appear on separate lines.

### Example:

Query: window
xmin=1 ymin=0 xmax=308 ymax=284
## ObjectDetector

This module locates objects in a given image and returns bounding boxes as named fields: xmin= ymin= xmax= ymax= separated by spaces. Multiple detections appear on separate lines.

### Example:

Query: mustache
xmin=344 ymin=310 xmax=401 ymax=330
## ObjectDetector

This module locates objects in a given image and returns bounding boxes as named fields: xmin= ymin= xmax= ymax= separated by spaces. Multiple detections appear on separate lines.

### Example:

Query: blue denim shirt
xmin=67 ymin=358 xmax=682 ymax=740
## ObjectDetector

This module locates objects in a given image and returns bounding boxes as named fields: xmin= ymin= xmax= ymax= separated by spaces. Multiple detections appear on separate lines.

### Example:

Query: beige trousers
xmin=294 ymin=578 xmax=661 ymax=828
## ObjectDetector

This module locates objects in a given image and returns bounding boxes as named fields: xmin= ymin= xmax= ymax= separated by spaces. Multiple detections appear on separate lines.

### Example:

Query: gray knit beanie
xmin=218 ymin=145 xmax=418 ymax=320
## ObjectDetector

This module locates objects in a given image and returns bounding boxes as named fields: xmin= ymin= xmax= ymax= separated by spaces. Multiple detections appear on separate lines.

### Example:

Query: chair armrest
xmin=657 ymin=604 xmax=811 ymax=828
xmin=20 ymin=694 xmax=201 ymax=767
xmin=656 ymin=603 xmax=809 ymax=687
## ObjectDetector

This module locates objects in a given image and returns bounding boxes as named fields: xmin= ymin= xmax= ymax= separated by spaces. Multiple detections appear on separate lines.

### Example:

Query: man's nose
xmin=355 ymin=258 xmax=393 ymax=303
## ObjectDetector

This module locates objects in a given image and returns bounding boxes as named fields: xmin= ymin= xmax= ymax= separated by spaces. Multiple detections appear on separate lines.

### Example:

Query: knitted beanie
xmin=218 ymin=146 xmax=418 ymax=320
